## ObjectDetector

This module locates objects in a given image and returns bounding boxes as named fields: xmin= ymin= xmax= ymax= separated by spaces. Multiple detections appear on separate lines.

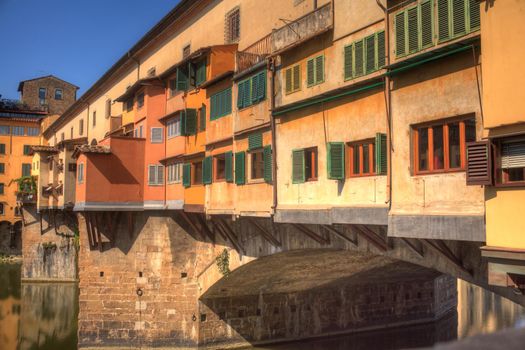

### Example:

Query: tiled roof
xmin=72 ymin=145 xmax=111 ymax=159
xmin=30 ymin=145 xmax=59 ymax=154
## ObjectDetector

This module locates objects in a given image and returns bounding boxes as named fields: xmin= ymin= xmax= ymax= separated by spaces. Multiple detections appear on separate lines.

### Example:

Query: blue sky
xmin=0 ymin=0 xmax=179 ymax=99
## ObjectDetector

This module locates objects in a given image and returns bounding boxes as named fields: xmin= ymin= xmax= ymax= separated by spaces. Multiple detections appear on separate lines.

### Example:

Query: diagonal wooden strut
xmin=292 ymin=224 xmax=329 ymax=245
xmin=216 ymin=218 xmax=245 ymax=255
xmin=400 ymin=238 xmax=424 ymax=258
xmin=351 ymin=225 xmax=388 ymax=252
xmin=323 ymin=225 xmax=357 ymax=247
xmin=422 ymin=239 xmax=472 ymax=277
xmin=196 ymin=214 xmax=215 ymax=243
xmin=249 ymin=218 xmax=281 ymax=247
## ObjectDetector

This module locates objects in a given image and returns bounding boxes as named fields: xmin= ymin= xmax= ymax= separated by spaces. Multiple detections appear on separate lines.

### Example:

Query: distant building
xmin=17 ymin=75 xmax=78 ymax=115
xmin=0 ymin=75 xmax=77 ymax=255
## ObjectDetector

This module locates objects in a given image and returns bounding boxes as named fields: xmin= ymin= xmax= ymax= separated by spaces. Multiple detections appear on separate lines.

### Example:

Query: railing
xmin=236 ymin=34 xmax=271 ymax=73
xmin=0 ymin=98 xmax=48 ymax=113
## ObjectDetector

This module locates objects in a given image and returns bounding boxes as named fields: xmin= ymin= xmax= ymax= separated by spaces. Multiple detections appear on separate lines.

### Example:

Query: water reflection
xmin=0 ymin=264 xmax=78 ymax=350
xmin=1 ymin=263 xmax=524 ymax=350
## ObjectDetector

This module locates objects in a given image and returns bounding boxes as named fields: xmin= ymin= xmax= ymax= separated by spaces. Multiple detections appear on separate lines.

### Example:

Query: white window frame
xmin=77 ymin=163 xmax=84 ymax=183
xmin=148 ymin=164 xmax=165 ymax=186
xmin=167 ymin=117 xmax=181 ymax=139
xmin=151 ymin=127 xmax=164 ymax=144
xmin=167 ymin=163 xmax=182 ymax=184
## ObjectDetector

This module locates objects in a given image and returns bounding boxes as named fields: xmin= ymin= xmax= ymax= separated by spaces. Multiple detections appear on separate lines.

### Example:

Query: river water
xmin=1 ymin=263 xmax=524 ymax=350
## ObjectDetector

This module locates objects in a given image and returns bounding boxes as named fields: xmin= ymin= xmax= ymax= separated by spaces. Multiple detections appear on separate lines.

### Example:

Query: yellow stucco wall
xmin=486 ymin=187 xmax=525 ymax=250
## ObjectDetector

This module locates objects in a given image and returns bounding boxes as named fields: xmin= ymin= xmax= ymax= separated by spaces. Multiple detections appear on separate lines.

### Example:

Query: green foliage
xmin=216 ymin=249 xmax=231 ymax=277
xmin=11 ymin=175 xmax=37 ymax=195
xmin=42 ymin=242 xmax=57 ymax=251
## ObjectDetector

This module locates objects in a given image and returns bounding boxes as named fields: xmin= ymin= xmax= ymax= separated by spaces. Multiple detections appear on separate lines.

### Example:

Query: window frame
xmin=214 ymin=154 xmax=227 ymax=182
xmin=493 ymin=137 xmax=525 ymax=188
xmin=248 ymin=149 xmax=265 ymax=182
xmin=306 ymin=55 xmax=325 ymax=87
xmin=150 ymin=127 xmax=164 ymax=144
xmin=284 ymin=64 xmax=301 ymax=95
xmin=344 ymin=30 xmax=386 ymax=80
xmin=347 ymin=139 xmax=377 ymax=177
xmin=137 ymin=92 xmax=145 ymax=109
xmin=210 ymin=87 xmax=232 ymax=120
xmin=412 ymin=116 xmax=475 ymax=175
xmin=54 ymin=88 xmax=63 ymax=100
xmin=148 ymin=164 xmax=165 ymax=186
xmin=167 ymin=163 xmax=182 ymax=184
xmin=192 ymin=161 xmax=203 ymax=186
xmin=39 ymin=87 xmax=47 ymax=105
xmin=77 ymin=163 xmax=84 ymax=183
xmin=225 ymin=7 xmax=241 ymax=44
xmin=167 ymin=116 xmax=181 ymax=139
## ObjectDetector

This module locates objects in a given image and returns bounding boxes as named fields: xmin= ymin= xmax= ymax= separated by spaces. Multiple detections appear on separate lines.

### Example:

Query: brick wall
xmin=21 ymin=77 xmax=77 ymax=115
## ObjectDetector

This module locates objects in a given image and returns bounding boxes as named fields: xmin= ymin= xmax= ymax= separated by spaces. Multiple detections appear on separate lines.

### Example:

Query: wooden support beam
xmin=105 ymin=212 xmax=115 ymax=248
xmin=180 ymin=211 xmax=205 ymax=241
xmin=323 ymin=225 xmax=357 ymax=247
xmin=39 ymin=212 xmax=43 ymax=236
xmin=250 ymin=218 xmax=281 ymax=247
xmin=400 ymin=238 xmax=424 ymax=258
xmin=422 ymin=239 xmax=472 ymax=277
xmin=127 ymin=212 xmax=134 ymax=239
xmin=351 ymin=225 xmax=388 ymax=252
xmin=217 ymin=218 xmax=245 ymax=255
xmin=292 ymin=224 xmax=329 ymax=245
xmin=85 ymin=212 xmax=95 ymax=249
xmin=94 ymin=213 xmax=103 ymax=252
xmin=196 ymin=214 xmax=215 ymax=243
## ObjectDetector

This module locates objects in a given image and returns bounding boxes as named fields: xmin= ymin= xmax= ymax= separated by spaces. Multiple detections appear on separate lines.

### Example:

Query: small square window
xmin=55 ymin=89 xmax=63 ymax=100
xmin=225 ymin=7 xmax=240 ymax=44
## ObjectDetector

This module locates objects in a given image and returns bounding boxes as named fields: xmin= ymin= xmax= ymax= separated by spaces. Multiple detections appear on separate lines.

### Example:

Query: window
xmin=292 ymin=147 xmax=318 ymax=183
xmin=345 ymin=31 xmax=386 ymax=80
xmin=210 ymin=87 xmax=232 ymax=120
xmin=167 ymin=163 xmax=182 ymax=184
xmin=148 ymin=165 xmax=164 ymax=186
xmin=214 ymin=154 xmax=227 ymax=181
xmin=61 ymin=132 xmax=65 ymax=141
xmin=0 ymin=163 xmax=5 ymax=173
xmin=437 ymin=0 xmax=480 ymax=42
xmin=27 ymin=127 xmax=39 ymax=136
xmin=169 ymin=79 xmax=177 ymax=98
xmin=0 ymin=203 xmax=4 ymax=215
xmin=70 ymin=127 xmax=73 ymax=139
xmin=151 ymin=127 xmax=163 ymax=143
xmin=77 ymin=163 xmax=84 ymax=183
xmin=39 ymin=88 xmax=46 ymax=105
xmin=494 ymin=138 xmax=525 ymax=185
xmin=137 ymin=93 xmax=145 ymax=109
xmin=22 ymin=163 xmax=31 ymax=177
xmin=183 ymin=44 xmax=191 ymax=59
xmin=126 ymin=98 xmax=134 ymax=112
xmin=195 ymin=60 xmax=207 ymax=86
xmin=237 ymin=71 xmax=266 ymax=109
xmin=348 ymin=140 xmax=376 ymax=177
xmin=198 ymin=105 xmax=207 ymax=132
xmin=139 ymin=125 xmax=144 ymax=138
xmin=79 ymin=119 xmax=84 ymax=136
xmin=183 ymin=163 xmax=191 ymax=188
xmin=12 ymin=126 xmax=24 ymax=136
xmin=23 ymin=145 xmax=31 ymax=155
xmin=92 ymin=111 xmax=97 ymax=127
xmin=0 ymin=126 xmax=9 ymax=135
xmin=176 ymin=66 xmax=189 ymax=92
xmin=181 ymin=109 xmax=198 ymax=136
xmin=105 ymin=99 xmax=112 ymax=118
xmin=193 ymin=161 xmax=203 ymax=185
xmin=413 ymin=117 xmax=475 ymax=174
xmin=167 ymin=117 xmax=181 ymax=139
xmin=250 ymin=149 xmax=264 ymax=180
xmin=0 ymin=144 xmax=5 ymax=154
xmin=55 ymin=89 xmax=63 ymax=100
xmin=285 ymin=64 xmax=301 ymax=94
xmin=0 ymin=183 xmax=4 ymax=195
xmin=225 ymin=7 xmax=240 ymax=43
xmin=306 ymin=55 xmax=324 ymax=87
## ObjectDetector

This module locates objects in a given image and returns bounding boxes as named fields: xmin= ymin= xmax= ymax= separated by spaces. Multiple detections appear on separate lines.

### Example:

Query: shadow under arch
xmin=198 ymin=249 xmax=458 ymax=349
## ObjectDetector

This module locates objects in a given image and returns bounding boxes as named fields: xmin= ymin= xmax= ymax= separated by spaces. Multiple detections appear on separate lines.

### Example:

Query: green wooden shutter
xmin=210 ymin=94 xmax=217 ymax=120
xmin=306 ymin=58 xmax=315 ymax=86
xmin=183 ymin=163 xmax=191 ymax=188
xmin=225 ymin=151 xmax=233 ymax=182
xmin=263 ymin=145 xmax=272 ymax=183
xmin=235 ymin=151 xmax=245 ymax=185
xmin=250 ymin=74 xmax=259 ymax=104
xmin=196 ymin=59 xmax=207 ymax=86
xmin=203 ymin=156 xmax=212 ymax=184
xmin=257 ymin=71 xmax=266 ymax=101
xmin=344 ymin=44 xmax=353 ymax=79
xmin=285 ymin=68 xmax=292 ymax=94
xmin=23 ymin=145 xmax=31 ymax=155
xmin=188 ymin=62 xmax=196 ymax=88
xmin=237 ymin=81 xmax=245 ymax=109
xmin=293 ymin=65 xmax=300 ymax=91
xmin=200 ymin=105 xmax=206 ymax=131
xmin=243 ymin=79 xmax=251 ymax=107
xmin=421 ymin=0 xmax=433 ymax=48
xmin=452 ymin=0 xmax=466 ymax=37
xmin=248 ymin=133 xmax=263 ymax=151
xmin=225 ymin=87 xmax=232 ymax=115
xmin=0 ymin=163 xmax=5 ymax=173
xmin=377 ymin=31 xmax=386 ymax=68
xmin=395 ymin=11 xmax=406 ymax=56
xmin=315 ymin=56 xmax=324 ymax=84
xmin=176 ymin=67 xmax=188 ymax=91
xmin=0 ymin=144 xmax=5 ymax=154
xmin=22 ymin=164 xmax=31 ymax=177
xmin=468 ymin=0 xmax=480 ymax=30
xmin=375 ymin=133 xmax=387 ymax=175
xmin=365 ymin=35 xmax=376 ymax=73
xmin=180 ymin=110 xmax=187 ymax=135
xmin=438 ymin=0 xmax=451 ymax=41
xmin=354 ymin=40 xmax=364 ymax=76
xmin=185 ymin=109 xmax=197 ymax=135
xmin=327 ymin=142 xmax=345 ymax=180
xmin=292 ymin=149 xmax=305 ymax=184
xmin=407 ymin=7 xmax=419 ymax=53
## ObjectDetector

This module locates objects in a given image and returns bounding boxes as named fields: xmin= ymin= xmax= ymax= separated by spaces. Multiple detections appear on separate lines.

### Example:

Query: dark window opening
xmin=250 ymin=150 xmax=264 ymax=180
xmin=215 ymin=154 xmax=226 ymax=181
xmin=305 ymin=147 xmax=318 ymax=181
xmin=193 ymin=161 xmax=203 ymax=185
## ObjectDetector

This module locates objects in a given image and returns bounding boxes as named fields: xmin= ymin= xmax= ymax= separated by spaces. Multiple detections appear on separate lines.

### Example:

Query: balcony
xmin=236 ymin=34 xmax=272 ymax=73
xmin=73 ymin=136 xmax=145 ymax=211
xmin=271 ymin=3 xmax=332 ymax=54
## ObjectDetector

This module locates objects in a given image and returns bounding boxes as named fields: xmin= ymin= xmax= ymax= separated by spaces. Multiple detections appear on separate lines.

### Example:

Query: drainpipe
xmin=313 ymin=0 xmax=318 ymax=9
xmin=269 ymin=57 xmax=278 ymax=214
xmin=376 ymin=0 xmax=393 ymax=210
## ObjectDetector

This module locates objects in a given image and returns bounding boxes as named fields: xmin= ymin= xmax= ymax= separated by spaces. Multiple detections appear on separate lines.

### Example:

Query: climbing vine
xmin=11 ymin=176 xmax=37 ymax=195
xmin=216 ymin=249 xmax=231 ymax=276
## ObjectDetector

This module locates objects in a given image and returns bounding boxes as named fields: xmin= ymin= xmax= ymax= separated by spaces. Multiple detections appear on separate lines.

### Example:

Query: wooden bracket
xmin=292 ymin=224 xmax=329 ymax=245
xmin=323 ymin=225 xmax=357 ymax=247
xmin=250 ymin=218 xmax=281 ymax=247
xmin=196 ymin=214 xmax=215 ymax=243
xmin=351 ymin=225 xmax=388 ymax=252
xmin=422 ymin=239 xmax=472 ymax=277
xmin=216 ymin=218 xmax=245 ymax=255
xmin=127 ymin=212 xmax=134 ymax=239
xmin=400 ymin=238 xmax=424 ymax=258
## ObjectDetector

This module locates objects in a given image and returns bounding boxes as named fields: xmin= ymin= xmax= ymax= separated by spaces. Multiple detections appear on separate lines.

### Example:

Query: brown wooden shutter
xmin=466 ymin=140 xmax=492 ymax=186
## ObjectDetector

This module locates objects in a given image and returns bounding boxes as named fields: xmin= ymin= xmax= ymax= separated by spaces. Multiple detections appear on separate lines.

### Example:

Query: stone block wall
xmin=21 ymin=206 xmax=77 ymax=281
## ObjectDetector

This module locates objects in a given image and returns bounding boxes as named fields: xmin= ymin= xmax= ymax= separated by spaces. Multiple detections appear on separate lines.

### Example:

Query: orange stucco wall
xmin=206 ymin=141 xmax=234 ymax=214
